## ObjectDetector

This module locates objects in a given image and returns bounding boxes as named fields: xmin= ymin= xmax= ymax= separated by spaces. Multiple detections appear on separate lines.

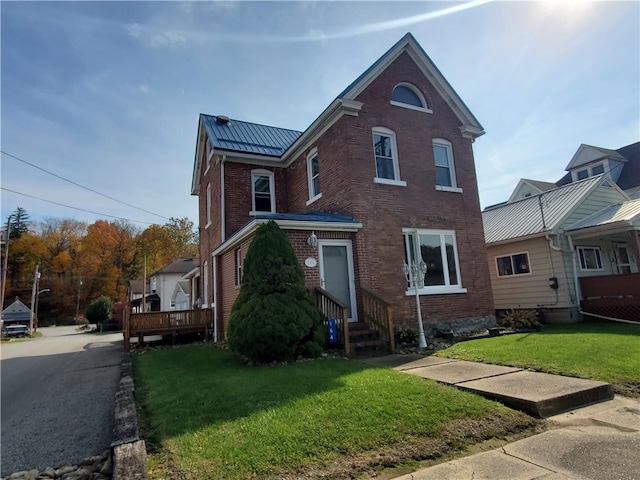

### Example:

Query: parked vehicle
xmin=2 ymin=324 xmax=29 ymax=338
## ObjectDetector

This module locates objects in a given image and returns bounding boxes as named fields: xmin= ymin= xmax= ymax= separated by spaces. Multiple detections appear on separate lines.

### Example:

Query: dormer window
xmin=390 ymin=83 xmax=432 ymax=113
xmin=591 ymin=164 xmax=605 ymax=175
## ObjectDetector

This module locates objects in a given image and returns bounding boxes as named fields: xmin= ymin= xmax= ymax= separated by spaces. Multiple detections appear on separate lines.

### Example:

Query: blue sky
xmin=2 ymin=1 xmax=638 ymax=228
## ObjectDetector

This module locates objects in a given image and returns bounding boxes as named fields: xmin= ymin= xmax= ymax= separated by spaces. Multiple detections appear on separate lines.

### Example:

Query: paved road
xmin=1 ymin=326 xmax=122 ymax=476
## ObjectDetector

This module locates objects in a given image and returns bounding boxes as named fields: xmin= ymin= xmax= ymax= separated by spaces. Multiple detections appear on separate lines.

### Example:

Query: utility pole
xmin=1 ymin=214 xmax=13 ymax=319
xmin=75 ymin=278 xmax=83 ymax=323
xmin=29 ymin=264 xmax=40 ymax=336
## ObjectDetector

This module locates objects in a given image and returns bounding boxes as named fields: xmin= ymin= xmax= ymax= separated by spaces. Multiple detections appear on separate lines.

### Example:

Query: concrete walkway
xmin=361 ymin=355 xmax=640 ymax=479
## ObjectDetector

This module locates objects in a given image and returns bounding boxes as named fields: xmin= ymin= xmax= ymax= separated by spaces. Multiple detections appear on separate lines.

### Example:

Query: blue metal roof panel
xmin=201 ymin=114 xmax=302 ymax=157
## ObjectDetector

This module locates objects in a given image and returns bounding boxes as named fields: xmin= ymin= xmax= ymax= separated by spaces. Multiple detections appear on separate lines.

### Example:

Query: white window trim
xmin=205 ymin=139 xmax=213 ymax=174
xmin=203 ymin=261 xmax=209 ymax=308
xmin=577 ymin=246 xmax=604 ymax=271
xmin=435 ymin=185 xmax=463 ymax=193
xmin=249 ymin=169 xmax=275 ymax=215
xmin=495 ymin=251 xmax=532 ymax=278
xmin=372 ymin=127 xmax=404 ymax=183
xmin=390 ymin=82 xmax=433 ymax=113
xmin=433 ymin=138 xmax=458 ymax=189
xmin=205 ymin=183 xmax=212 ymax=228
xmin=235 ymin=248 xmax=243 ymax=286
xmin=402 ymin=228 xmax=466 ymax=295
xmin=572 ymin=159 xmax=609 ymax=182
xmin=306 ymin=148 xmax=322 ymax=205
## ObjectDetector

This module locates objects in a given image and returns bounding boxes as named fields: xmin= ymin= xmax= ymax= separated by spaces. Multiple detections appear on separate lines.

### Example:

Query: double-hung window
xmin=433 ymin=139 xmax=461 ymax=192
xmin=206 ymin=183 xmax=212 ymax=227
xmin=235 ymin=248 xmax=243 ymax=286
xmin=402 ymin=228 xmax=465 ymax=294
xmin=372 ymin=127 xmax=406 ymax=186
xmin=306 ymin=148 xmax=321 ymax=204
xmin=251 ymin=169 xmax=275 ymax=214
xmin=496 ymin=252 xmax=531 ymax=277
xmin=577 ymin=246 xmax=603 ymax=271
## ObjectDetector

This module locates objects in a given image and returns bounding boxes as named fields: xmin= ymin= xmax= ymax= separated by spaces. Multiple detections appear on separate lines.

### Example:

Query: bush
xmin=85 ymin=295 xmax=114 ymax=325
xmin=498 ymin=309 xmax=542 ymax=330
xmin=395 ymin=325 xmax=419 ymax=345
xmin=227 ymin=221 xmax=325 ymax=364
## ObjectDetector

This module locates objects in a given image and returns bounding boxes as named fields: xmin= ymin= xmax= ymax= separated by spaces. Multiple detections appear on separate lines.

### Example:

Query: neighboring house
xmin=483 ymin=175 xmax=640 ymax=322
xmin=1 ymin=297 xmax=33 ymax=326
xmin=191 ymin=32 xmax=495 ymax=347
xmin=171 ymin=280 xmax=190 ymax=311
xmin=148 ymin=258 xmax=200 ymax=312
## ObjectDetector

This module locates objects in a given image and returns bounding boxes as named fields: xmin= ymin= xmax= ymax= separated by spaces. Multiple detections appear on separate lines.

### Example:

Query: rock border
xmin=111 ymin=352 xmax=148 ymax=480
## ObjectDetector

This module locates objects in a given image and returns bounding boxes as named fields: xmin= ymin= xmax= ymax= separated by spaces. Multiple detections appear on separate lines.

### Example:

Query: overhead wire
xmin=1 ymin=150 xmax=171 ymax=221
xmin=1 ymin=187 xmax=155 ymax=225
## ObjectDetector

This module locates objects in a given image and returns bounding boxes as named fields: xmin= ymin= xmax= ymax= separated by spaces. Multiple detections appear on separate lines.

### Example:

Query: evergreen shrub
xmin=227 ymin=221 xmax=325 ymax=363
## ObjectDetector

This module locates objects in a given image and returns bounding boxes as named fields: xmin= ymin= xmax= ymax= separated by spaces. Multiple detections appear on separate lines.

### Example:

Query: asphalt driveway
xmin=1 ymin=326 xmax=122 ymax=476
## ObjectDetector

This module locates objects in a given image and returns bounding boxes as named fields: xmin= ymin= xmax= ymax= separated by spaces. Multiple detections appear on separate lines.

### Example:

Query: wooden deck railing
xmin=315 ymin=287 xmax=349 ymax=354
xmin=124 ymin=308 xmax=212 ymax=351
xmin=579 ymin=273 xmax=640 ymax=321
xmin=360 ymin=287 xmax=395 ymax=353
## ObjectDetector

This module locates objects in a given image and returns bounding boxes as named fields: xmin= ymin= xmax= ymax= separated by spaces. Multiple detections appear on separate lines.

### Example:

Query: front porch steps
xmin=348 ymin=322 xmax=388 ymax=357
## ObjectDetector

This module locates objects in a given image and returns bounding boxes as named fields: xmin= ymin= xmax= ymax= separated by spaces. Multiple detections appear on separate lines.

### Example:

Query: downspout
xmin=212 ymin=253 xmax=218 ymax=343
xmin=220 ymin=154 xmax=226 ymax=243
xmin=568 ymin=234 xmax=637 ymax=324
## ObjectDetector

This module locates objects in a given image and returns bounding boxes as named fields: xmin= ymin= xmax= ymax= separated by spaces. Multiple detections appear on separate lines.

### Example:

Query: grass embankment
xmin=134 ymin=345 xmax=535 ymax=479
xmin=437 ymin=321 xmax=640 ymax=396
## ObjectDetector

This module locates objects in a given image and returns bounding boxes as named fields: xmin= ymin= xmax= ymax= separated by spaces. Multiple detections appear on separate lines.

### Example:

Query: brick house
xmin=191 ymin=33 xmax=495 ymax=349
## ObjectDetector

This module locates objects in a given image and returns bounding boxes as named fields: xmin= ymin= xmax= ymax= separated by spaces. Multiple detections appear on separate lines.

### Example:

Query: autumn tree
xmin=165 ymin=217 xmax=198 ymax=258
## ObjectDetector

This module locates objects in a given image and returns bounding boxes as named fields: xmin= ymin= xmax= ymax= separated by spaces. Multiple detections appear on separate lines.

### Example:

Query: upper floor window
xmin=433 ymin=139 xmax=461 ymax=192
xmin=577 ymin=169 xmax=589 ymax=180
xmin=372 ymin=127 xmax=406 ymax=187
xmin=205 ymin=139 xmax=213 ymax=172
xmin=577 ymin=246 xmax=603 ymax=271
xmin=391 ymin=83 xmax=432 ymax=113
xmin=574 ymin=163 xmax=606 ymax=182
xmin=306 ymin=148 xmax=322 ymax=205
xmin=496 ymin=252 xmax=531 ymax=277
xmin=251 ymin=169 xmax=275 ymax=214
xmin=235 ymin=248 xmax=243 ymax=286
xmin=403 ymin=228 xmax=465 ymax=294
xmin=591 ymin=164 xmax=605 ymax=175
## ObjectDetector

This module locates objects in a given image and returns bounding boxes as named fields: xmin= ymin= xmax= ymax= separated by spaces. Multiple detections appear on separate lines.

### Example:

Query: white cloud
xmin=150 ymin=31 xmax=187 ymax=48
xmin=126 ymin=22 xmax=142 ymax=38
xmin=139 ymin=85 xmax=150 ymax=94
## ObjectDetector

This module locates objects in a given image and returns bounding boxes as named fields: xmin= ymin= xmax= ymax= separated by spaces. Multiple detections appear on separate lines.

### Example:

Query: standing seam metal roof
xmin=567 ymin=198 xmax=640 ymax=231
xmin=482 ymin=175 xmax=607 ymax=244
xmin=201 ymin=114 xmax=302 ymax=157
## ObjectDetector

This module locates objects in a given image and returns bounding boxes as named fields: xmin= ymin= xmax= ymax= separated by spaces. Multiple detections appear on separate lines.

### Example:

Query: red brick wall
xmin=198 ymin=145 xmax=221 ymax=309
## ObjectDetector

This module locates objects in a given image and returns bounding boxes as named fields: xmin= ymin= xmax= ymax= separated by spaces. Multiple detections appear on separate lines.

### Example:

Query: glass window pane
xmin=312 ymin=176 xmax=320 ymax=197
xmin=392 ymin=85 xmax=423 ymax=107
xmin=444 ymin=235 xmax=458 ymax=285
xmin=374 ymin=134 xmax=392 ymax=158
xmin=376 ymin=157 xmax=395 ymax=179
xmin=512 ymin=253 xmax=530 ymax=274
xmin=591 ymin=164 xmax=604 ymax=175
xmin=433 ymin=145 xmax=450 ymax=167
xmin=419 ymin=234 xmax=444 ymax=286
xmin=497 ymin=256 xmax=513 ymax=276
xmin=311 ymin=156 xmax=319 ymax=175
xmin=436 ymin=166 xmax=452 ymax=187
xmin=254 ymin=175 xmax=270 ymax=193
xmin=577 ymin=169 xmax=588 ymax=180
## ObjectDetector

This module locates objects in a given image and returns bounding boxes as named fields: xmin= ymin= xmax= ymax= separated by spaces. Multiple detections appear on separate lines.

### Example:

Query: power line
xmin=1 ymin=150 xmax=171 ymax=221
xmin=1 ymin=187 xmax=155 ymax=225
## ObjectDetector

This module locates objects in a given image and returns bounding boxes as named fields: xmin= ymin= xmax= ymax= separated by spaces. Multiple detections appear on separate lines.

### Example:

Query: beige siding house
xmin=483 ymin=175 xmax=640 ymax=322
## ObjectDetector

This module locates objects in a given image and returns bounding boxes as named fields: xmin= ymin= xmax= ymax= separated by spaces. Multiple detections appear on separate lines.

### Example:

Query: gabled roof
xmin=615 ymin=142 xmax=640 ymax=190
xmin=483 ymin=175 xmax=620 ymax=244
xmin=2 ymin=298 xmax=32 ymax=322
xmin=507 ymin=178 xmax=557 ymax=203
xmin=201 ymin=114 xmax=302 ymax=157
xmin=151 ymin=258 xmax=200 ymax=277
xmin=565 ymin=143 xmax=628 ymax=170
xmin=567 ymin=198 xmax=640 ymax=232
xmin=192 ymin=32 xmax=484 ymax=194
xmin=337 ymin=32 xmax=484 ymax=137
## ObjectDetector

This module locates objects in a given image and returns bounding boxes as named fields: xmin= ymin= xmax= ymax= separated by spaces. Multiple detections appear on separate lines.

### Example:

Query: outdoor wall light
xmin=307 ymin=231 xmax=318 ymax=249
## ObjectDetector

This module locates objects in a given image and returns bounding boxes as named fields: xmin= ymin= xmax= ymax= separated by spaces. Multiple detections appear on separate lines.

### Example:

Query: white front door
xmin=318 ymin=240 xmax=357 ymax=322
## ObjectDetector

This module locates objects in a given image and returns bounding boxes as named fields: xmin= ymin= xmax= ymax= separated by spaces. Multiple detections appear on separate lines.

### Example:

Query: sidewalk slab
xmin=405 ymin=359 xmax=520 ymax=384
xmin=458 ymin=370 xmax=614 ymax=418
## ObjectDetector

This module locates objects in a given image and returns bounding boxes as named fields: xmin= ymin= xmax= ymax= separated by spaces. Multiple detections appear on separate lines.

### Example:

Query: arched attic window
xmin=391 ymin=83 xmax=432 ymax=113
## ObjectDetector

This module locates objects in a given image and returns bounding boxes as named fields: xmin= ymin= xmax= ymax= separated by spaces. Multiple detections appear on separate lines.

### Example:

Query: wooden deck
xmin=123 ymin=308 xmax=213 ymax=351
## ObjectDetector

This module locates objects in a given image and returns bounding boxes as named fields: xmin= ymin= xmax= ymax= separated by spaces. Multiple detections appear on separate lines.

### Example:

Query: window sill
xmin=306 ymin=193 xmax=323 ymax=206
xmin=435 ymin=185 xmax=463 ymax=193
xmin=249 ymin=211 xmax=276 ymax=216
xmin=390 ymin=101 xmax=433 ymax=114
xmin=405 ymin=286 xmax=468 ymax=296
xmin=374 ymin=178 xmax=407 ymax=187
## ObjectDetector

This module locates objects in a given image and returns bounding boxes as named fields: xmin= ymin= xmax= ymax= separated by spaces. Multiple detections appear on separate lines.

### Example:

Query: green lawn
xmin=134 ymin=345 xmax=534 ymax=480
xmin=437 ymin=321 xmax=640 ymax=394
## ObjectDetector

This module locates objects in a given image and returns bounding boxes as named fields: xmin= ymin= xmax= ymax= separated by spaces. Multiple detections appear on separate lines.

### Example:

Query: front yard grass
xmin=436 ymin=321 xmax=640 ymax=396
xmin=134 ymin=345 xmax=536 ymax=480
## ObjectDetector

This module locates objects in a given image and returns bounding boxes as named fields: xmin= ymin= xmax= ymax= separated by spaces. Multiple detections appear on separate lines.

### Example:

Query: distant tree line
xmin=1 ymin=207 xmax=199 ymax=324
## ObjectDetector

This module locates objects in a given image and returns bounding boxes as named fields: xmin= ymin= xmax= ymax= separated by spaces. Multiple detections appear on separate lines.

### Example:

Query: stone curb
xmin=111 ymin=352 xmax=148 ymax=479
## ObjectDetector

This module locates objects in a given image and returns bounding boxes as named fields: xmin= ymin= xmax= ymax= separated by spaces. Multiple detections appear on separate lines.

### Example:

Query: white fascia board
xmin=568 ymin=221 xmax=638 ymax=239
xmin=212 ymin=218 xmax=362 ymax=256
xmin=281 ymin=99 xmax=363 ymax=167
xmin=182 ymin=267 xmax=200 ymax=280
xmin=191 ymin=120 xmax=206 ymax=195
xmin=216 ymin=151 xmax=285 ymax=167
